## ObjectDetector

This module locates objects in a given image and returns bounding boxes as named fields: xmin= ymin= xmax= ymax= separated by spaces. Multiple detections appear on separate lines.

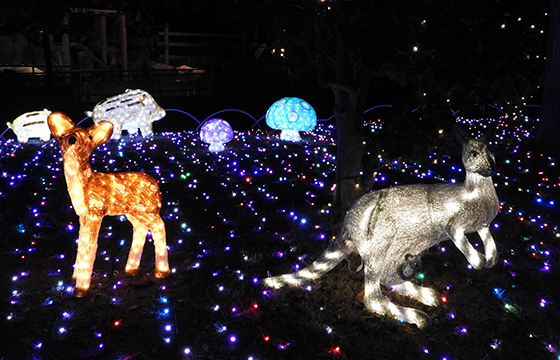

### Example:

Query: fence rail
xmin=0 ymin=65 xmax=213 ymax=103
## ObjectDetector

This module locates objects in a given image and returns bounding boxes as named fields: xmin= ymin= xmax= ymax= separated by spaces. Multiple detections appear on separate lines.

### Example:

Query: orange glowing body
xmin=48 ymin=112 xmax=170 ymax=297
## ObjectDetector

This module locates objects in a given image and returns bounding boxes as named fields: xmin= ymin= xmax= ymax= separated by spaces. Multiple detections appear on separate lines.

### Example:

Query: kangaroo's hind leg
xmin=363 ymin=261 xmax=432 ymax=329
xmin=391 ymin=281 xmax=440 ymax=307
xmin=132 ymin=213 xmax=170 ymax=278
xmin=125 ymin=214 xmax=149 ymax=275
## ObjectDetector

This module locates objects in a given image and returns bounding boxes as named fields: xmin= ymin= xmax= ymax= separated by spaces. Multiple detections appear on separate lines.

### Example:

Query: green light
xmin=504 ymin=303 xmax=516 ymax=313
xmin=417 ymin=273 xmax=425 ymax=280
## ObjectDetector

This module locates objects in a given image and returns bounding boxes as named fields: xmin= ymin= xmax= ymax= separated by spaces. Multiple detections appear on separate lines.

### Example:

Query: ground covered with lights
xmin=0 ymin=116 xmax=559 ymax=359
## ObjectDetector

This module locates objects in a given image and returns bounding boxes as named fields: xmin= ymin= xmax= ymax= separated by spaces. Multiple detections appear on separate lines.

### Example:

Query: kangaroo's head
xmin=453 ymin=126 xmax=496 ymax=177
xmin=48 ymin=112 xmax=113 ymax=159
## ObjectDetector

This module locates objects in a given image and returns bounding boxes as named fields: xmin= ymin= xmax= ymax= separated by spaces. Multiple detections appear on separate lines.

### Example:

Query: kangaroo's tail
xmin=264 ymin=242 xmax=348 ymax=289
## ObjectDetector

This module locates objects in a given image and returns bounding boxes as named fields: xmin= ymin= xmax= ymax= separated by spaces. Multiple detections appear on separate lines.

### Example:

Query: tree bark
xmin=536 ymin=0 xmax=560 ymax=154
xmin=328 ymin=34 xmax=376 ymax=225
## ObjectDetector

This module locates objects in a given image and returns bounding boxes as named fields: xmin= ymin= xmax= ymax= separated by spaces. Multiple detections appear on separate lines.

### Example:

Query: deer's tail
xmin=263 ymin=242 xmax=348 ymax=289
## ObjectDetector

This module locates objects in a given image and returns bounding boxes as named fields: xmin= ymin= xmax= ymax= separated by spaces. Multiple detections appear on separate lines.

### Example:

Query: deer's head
xmin=48 ymin=112 xmax=113 ymax=159
xmin=453 ymin=126 xmax=496 ymax=177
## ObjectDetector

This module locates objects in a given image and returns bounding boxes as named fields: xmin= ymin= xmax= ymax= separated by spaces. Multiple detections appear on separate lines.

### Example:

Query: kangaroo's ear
xmin=89 ymin=121 xmax=114 ymax=146
xmin=48 ymin=112 xmax=75 ymax=138
xmin=479 ymin=127 xmax=494 ymax=143
xmin=452 ymin=125 xmax=471 ymax=145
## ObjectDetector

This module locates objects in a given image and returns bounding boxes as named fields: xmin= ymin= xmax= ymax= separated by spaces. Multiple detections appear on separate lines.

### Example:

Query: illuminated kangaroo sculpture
xmin=265 ymin=127 xmax=499 ymax=328
xmin=48 ymin=112 xmax=170 ymax=297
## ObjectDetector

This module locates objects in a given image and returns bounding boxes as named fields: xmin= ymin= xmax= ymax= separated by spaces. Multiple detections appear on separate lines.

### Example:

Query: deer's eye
xmin=470 ymin=150 xmax=479 ymax=157
xmin=89 ymin=136 xmax=93 ymax=140
xmin=68 ymin=136 xmax=77 ymax=145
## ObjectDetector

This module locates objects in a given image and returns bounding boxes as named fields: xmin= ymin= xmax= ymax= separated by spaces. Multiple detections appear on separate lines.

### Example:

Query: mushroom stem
xmin=280 ymin=129 xmax=301 ymax=142
xmin=209 ymin=142 xmax=226 ymax=152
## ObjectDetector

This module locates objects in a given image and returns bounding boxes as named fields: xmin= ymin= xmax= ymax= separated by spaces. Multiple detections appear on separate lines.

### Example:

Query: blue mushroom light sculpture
xmin=266 ymin=97 xmax=317 ymax=142
xmin=200 ymin=118 xmax=234 ymax=152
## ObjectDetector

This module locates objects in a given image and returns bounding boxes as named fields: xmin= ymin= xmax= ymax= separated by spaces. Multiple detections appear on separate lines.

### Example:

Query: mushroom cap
xmin=265 ymin=97 xmax=317 ymax=132
xmin=200 ymin=118 xmax=234 ymax=144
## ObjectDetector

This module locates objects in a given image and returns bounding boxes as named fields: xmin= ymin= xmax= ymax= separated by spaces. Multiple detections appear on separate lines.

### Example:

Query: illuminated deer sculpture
xmin=265 ymin=127 xmax=499 ymax=328
xmin=48 ymin=112 xmax=170 ymax=297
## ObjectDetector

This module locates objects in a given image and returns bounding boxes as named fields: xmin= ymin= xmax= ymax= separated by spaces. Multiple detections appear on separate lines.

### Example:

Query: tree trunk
xmin=328 ymin=33 xmax=376 ymax=225
xmin=535 ymin=0 xmax=560 ymax=154
xmin=332 ymin=87 xmax=366 ymax=216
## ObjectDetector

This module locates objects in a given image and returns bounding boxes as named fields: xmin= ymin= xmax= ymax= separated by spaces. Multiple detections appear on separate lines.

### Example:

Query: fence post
xmin=164 ymin=23 xmax=169 ymax=65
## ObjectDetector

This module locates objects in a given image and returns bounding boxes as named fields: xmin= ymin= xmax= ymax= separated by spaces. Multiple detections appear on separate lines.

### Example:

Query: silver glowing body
xmin=264 ymin=128 xmax=499 ymax=328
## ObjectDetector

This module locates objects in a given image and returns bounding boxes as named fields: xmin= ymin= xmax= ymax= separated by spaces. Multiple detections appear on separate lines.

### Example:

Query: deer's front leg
xmin=478 ymin=227 xmax=498 ymax=268
xmin=73 ymin=215 xmax=103 ymax=297
xmin=449 ymin=227 xmax=486 ymax=270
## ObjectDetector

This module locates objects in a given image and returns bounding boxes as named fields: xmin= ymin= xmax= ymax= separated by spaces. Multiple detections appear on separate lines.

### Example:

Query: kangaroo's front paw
xmin=485 ymin=253 xmax=498 ymax=268
xmin=468 ymin=251 xmax=486 ymax=270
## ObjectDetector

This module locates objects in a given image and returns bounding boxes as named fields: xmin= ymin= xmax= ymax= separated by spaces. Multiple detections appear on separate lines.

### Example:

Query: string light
xmin=1 ymin=107 xmax=558 ymax=359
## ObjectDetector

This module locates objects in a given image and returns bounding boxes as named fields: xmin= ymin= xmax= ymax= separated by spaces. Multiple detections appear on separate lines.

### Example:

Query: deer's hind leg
xmin=363 ymin=261 xmax=432 ymax=329
xmin=125 ymin=214 xmax=149 ymax=275
xmin=131 ymin=213 xmax=170 ymax=278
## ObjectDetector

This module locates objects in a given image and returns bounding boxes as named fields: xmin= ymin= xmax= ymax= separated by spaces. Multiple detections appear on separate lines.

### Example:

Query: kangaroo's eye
xmin=470 ymin=150 xmax=479 ymax=157
xmin=89 ymin=136 xmax=93 ymax=140
xmin=68 ymin=136 xmax=77 ymax=145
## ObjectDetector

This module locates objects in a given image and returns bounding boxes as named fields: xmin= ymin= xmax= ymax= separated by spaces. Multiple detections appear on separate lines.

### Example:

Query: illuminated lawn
xmin=0 ymin=119 xmax=558 ymax=359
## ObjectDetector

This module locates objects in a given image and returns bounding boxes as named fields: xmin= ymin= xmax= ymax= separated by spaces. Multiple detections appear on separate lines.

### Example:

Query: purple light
xmin=200 ymin=118 xmax=234 ymax=152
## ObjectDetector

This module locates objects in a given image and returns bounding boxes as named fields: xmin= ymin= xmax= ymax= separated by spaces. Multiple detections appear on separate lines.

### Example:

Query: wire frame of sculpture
xmin=265 ymin=127 xmax=499 ymax=328
xmin=48 ymin=112 xmax=170 ymax=297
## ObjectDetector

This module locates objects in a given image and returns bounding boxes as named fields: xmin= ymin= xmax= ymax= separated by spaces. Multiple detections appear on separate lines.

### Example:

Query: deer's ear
xmin=48 ymin=112 xmax=75 ymax=138
xmin=89 ymin=121 xmax=114 ymax=145
xmin=452 ymin=125 xmax=471 ymax=145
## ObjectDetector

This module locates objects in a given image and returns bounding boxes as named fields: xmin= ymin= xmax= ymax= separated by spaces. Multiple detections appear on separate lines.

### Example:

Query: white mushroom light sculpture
xmin=266 ymin=97 xmax=317 ymax=142
xmin=200 ymin=118 xmax=234 ymax=152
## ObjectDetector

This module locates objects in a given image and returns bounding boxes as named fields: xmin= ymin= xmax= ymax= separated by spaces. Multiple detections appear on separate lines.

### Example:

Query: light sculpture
xmin=265 ymin=97 xmax=316 ymax=142
xmin=86 ymin=89 xmax=166 ymax=140
xmin=7 ymin=109 xmax=52 ymax=143
xmin=48 ymin=112 xmax=170 ymax=297
xmin=200 ymin=118 xmax=234 ymax=152
xmin=265 ymin=127 xmax=499 ymax=329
